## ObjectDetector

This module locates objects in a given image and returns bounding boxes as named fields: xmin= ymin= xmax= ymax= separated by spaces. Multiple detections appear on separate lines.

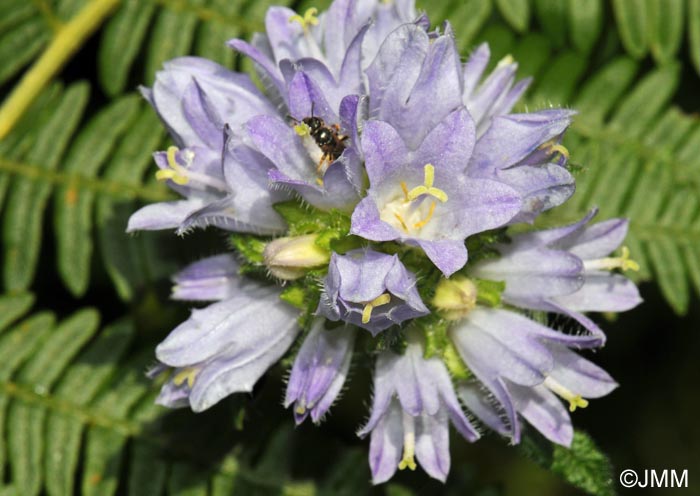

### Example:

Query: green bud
xmin=431 ymin=276 xmax=478 ymax=320
xmin=263 ymin=234 xmax=330 ymax=280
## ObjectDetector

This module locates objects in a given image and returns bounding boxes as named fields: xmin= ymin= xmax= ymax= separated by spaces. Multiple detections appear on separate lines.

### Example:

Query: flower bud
xmin=263 ymin=234 xmax=330 ymax=280
xmin=431 ymin=277 xmax=477 ymax=320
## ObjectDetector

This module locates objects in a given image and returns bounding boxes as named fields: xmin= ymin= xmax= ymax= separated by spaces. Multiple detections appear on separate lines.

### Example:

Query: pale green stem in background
xmin=0 ymin=0 xmax=121 ymax=139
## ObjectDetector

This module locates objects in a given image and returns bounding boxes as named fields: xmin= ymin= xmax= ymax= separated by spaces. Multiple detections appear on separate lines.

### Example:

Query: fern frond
xmin=98 ymin=0 xmax=294 ymax=96
xmin=529 ymin=58 xmax=700 ymax=315
xmin=0 ymin=82 xmax=176 ymax=299
xmin=0 ymin=294 xmax=324 ymax=496
xmin=434 ymin=0 xmax=699 ymax=74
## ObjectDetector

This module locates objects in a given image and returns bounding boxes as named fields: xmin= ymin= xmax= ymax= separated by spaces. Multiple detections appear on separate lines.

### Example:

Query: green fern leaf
xmin=611 ymin=0 xmax=649 ymax=58
xmin=0 ymin=82 xmax=176 ymax=299
xmin=567 ymin=0 xmax=603 ymax=55
xmin=529 ymin=57 xmax=700 ymax=314
xmin=54 ymin=95 xmax=142 ymax=297
xmin=3 ymin=82 xmax=89 ymax=292
xmin=495 ymin=0 xmax=531 ymax=33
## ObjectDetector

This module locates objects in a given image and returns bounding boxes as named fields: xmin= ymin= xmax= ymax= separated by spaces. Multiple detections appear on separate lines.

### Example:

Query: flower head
xmin=128 ymin=0 xmax=643 ymax=486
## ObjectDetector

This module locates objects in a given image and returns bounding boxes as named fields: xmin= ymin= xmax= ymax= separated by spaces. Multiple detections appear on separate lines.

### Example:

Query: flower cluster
xmin=130 ymin=0 xmax=642 ymax=484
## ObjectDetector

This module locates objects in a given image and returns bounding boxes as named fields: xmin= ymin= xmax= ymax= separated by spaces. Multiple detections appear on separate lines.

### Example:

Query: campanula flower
xmin=350 ymin=109 xmax=521 ymax=276
xmin=317 ymin=249 xmax=429 ymax=334
xmin=358 ymin=334 xmax=479 ymax=483
xmin=452 ymin=309 xmax=617 ymax=446
xmin=470 ymin=209 xmax=642 ymax=339
xmin=285 ymin=319 xmax=356 ymax=424
xmin=154 ymin=283 xmax=300 ymax=412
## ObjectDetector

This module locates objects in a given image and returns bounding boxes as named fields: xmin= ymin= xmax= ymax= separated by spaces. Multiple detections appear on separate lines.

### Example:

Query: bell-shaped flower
xmin=154 ymin=282 xmax=300 ymax=412
xmin=365 ymin=23 xmax=463 ymax=149
xmin=450 ymin=308 xmax=617 ymax=446
xmin=462 ymin=44 xmax=576 ymax=222
xmin=129 ymin=56 xmax=288 ymax=234
xmin=285 ymin=319 xmax=356 ymax=424
xmin=470 ymin=209 xmax=642 ymax=339
xmin=461 ymin=43 xmax=531 ymax=137
xmin=142 ymin=57 xmax=277 ymax=149
xmin=358 ymin=335 xmax=479 ymax=483
xmin=317 ymin=249 xmax=428 ymax=334
xmin=228 ymin=0 xmax=421 ymax=108
xmin=350 ymin=109 xmax=521 ymax=276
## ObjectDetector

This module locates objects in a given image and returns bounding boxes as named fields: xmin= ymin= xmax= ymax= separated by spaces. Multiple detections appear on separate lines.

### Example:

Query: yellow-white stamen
xmin=584 ymin=246 xmax=640 ymax=272
xmin=155 ymin=146 xmax=228 ymax=192
xmin=156 ymin=146 xmax=192 ymax=185
xmin=406 ymin=164 xmax=449 ymax=203
xmin=544 ymin=376 xmax=589 ymax=412
xmin=173 ymin=367 xmax=199 ymax=389
xmin=361 ymin=293 xmax=392 ymax=324
xmin=380 ymin=164 xmax=448 ymax=235
xmin=539 ymin=140 xmax=570 ymax=161
xmin=398 ymin=412 xmax=417 ymax=471
xmin=289 ymin=8 xmax=319 ymax=33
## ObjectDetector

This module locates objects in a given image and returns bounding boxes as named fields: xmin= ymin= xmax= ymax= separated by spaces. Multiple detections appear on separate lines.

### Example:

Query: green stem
xmin=0 ymin=0 xmax=121 ymax=140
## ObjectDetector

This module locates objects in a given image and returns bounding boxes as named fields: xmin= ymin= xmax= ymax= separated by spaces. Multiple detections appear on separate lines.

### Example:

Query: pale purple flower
xmin=285 ymin=319 xmax=356 ymax=424
xmin=461 ymin=44 xmax=531 ymax=137
xmin=450 ymin=308 xmax=617 ymax=446
xmin=317 ymin=249 xmax=429 ymax=334
xmin=154 ymin=282 xmax=300 ymax=412
xmin=470 ymin=209 xmax=642 ymax=340
xmin=463 ymin=44 xmax=576 ymax=223
xmin=228 ymin=0 xmax=422 ymax=109
xmin=350 ymin=109 xmax=521 ymax=276
xmin=128 ymin=58 xmax=288 ymax=234
xmin=358 ymin=336 xmax=479 ymax=483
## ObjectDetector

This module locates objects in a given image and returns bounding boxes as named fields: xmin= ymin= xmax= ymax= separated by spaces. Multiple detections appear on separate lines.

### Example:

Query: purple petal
xmin=415 ymin=410 xmax=450 ymax=482
xmin=416 ymin=239 xmax=468 ymax=277
xmin=557 ymin=218 xmax=629 ymax=260
xmin=368 ymin=401 xmax=403 ymax=484
xmin=172 ymin=254 xmax=244 ymax=301
xmin=457 ymin=382 xmax=512 ymax=437
xmin=552 ymin=273 xmax=642 ymax=312
xmin=462 ymin=43 xmax=490 ymax=100
xmin=126 ymin=199 xmax=205 ymax=232
xmin=188 ymin=314 xmax=300 ymax=411
xmin=470 ymin=109 xmax=575 ymax=176
xmin=285 ymin=321 xmax=355 ymax=422
xmin=509 ymin=383 xmax=573 ymax=447
xmin=156 ymin=286 xmax=298 ymax=367
xmin=548 ymin=345 xmax=618 ymax=398
xmin=471 ymin=247 xmax=584 ymax=300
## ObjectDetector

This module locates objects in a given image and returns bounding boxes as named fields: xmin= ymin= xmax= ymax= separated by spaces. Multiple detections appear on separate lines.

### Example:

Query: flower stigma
xmin=398 ymin=411 xmax=417 ymax=471
xmin=362 ymin=293 xmax=392 ymax=324
xmin=173 ymin=367 xmax=199 ymax=388
xmin=583 ymin=246 xmax=640 ymax=272
xmin=543 ymin=376 xmax=589 ymax=412
xmin=380 ymin=164 xmax=448 ymax=235
xmin=156 ymin=146 xmax=193 ymax=185
xmin=289 ymin=8 xmax=319 ymax=33
xmin=155 ymin=146 xmax=228 ymax=192
xmin=538 ymin=140 xmax=570 ymax=162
